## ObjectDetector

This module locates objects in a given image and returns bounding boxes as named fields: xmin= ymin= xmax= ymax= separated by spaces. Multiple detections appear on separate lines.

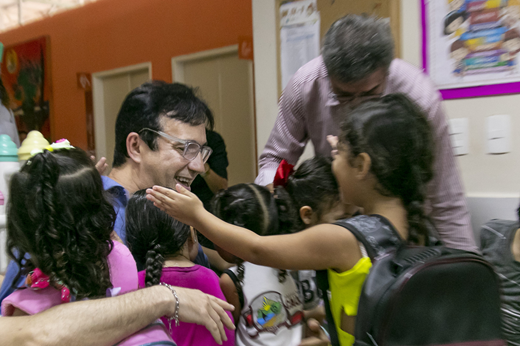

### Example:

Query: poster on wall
xmin=423 ymin=0 xmax=520 ymax=99
xmin=280 ymin=0 xmax=320 ymax=89
xmin=0 ymin=36 xmax=51 ymax=141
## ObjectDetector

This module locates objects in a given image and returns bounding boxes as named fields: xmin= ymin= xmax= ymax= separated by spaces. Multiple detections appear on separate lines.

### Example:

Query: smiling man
xmin=255 ymin=14 xmax=478 ymax=253
xmin=106 ymin=81 xmax=213 ymax=244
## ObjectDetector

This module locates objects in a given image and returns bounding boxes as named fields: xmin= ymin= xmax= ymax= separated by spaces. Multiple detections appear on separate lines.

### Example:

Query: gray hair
xmin=322 ymin=14 xmax=394 ymax=83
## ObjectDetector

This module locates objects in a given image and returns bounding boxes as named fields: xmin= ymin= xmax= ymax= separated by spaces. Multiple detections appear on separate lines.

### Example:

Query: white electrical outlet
xmin=448 ymin=118 xmax=469 ymax=156
xmin=486 ymin=115 xmax=510 ymax=154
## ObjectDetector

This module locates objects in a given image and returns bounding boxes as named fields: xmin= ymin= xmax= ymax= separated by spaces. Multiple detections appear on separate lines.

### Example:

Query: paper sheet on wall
xmin=280 ymin=0 xmax=321 ymax=89
xmin=427 ymin=0 xmax=520 ymax=90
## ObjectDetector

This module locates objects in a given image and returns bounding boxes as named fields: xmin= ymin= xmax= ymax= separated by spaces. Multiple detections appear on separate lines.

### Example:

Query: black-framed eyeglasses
xmin=139 ymin=128 xmax=213 ymax=163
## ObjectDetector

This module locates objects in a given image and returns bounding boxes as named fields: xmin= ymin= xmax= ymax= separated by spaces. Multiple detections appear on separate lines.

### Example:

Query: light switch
xmin=448 ymin=118 xmax=469 ymax=156
xmin=486 ymin=114 xmax=510 ymax=154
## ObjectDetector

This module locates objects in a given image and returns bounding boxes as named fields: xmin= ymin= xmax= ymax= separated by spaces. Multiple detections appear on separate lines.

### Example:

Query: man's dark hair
xmin=112 ymin=81 xmax=214 ymax=167
xmin=322 ymin=14 xmax=394 ymax=83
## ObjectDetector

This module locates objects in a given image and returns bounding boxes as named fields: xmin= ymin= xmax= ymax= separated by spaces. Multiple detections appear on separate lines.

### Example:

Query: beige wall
xmin=401 ymin=0 xmax=520 ymax=198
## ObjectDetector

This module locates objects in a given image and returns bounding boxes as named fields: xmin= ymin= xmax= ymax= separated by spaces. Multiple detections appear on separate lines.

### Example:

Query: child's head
xmin=335 ymin=93 xmax=434 ymax=244
xmin=7 ymin=146 xmax=115 ymax=299
xmin=211 ymin=184 xmax=295 ymax=282
xmin=126 ymin=189 xmax=196 ymax=287
xmin=281 ymin=156 xmax=353 ymax=229
xmin=211 ymin=183 xmax=296 ymax=239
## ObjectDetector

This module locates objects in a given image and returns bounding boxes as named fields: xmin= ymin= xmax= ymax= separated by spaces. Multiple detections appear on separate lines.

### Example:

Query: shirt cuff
xmin=255 ymin=166 xmax=278 ymax=186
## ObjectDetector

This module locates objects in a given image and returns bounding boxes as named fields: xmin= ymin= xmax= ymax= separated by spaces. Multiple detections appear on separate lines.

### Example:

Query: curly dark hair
xmin=339 ymin=93 xmax=434 ymax=245
xmin=211 ymin=184 xmax=298 ymax=297
xmin=7 ymin=147 xmax=115 ymax=299
xmin=126 ymin=189 xmax=191 ymax=287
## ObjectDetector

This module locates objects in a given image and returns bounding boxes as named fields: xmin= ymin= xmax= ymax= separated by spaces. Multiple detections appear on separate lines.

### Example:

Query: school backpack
xmin=317 ymin=215 xmax=505 ymax=346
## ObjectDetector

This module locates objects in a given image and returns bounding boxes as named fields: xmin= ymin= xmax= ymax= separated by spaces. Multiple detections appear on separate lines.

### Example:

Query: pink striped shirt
xmin=255 ymin=56 xmax=478 ymax=253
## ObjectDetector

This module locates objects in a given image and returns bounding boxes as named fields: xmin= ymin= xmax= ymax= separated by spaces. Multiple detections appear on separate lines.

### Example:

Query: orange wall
xmin=0 ymin=0 xmax=253 ymax=149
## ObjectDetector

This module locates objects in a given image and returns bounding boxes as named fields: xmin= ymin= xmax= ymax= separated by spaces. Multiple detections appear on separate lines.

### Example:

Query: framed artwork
xmin=422 ymin=0 xmax=520 ymax=99
xmin=1 ymin=36 xmax=51 ymax=141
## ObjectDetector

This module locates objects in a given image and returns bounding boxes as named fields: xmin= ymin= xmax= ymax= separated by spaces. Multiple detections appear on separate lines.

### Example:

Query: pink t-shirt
xmin=138 ymin=265 xmax=235 ymax=346
xmin=1 ymin=242 xmax=176 ymax=346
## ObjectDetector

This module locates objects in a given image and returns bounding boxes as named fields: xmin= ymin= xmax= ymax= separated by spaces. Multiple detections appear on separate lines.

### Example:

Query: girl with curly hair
xmin=1 ymin=143 xmax=175 ymax=345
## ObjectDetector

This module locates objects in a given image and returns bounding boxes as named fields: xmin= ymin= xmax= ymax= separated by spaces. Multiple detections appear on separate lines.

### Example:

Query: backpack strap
xmin=317 ymin=215 xmax=405 ymax=346
xmin=316 ymin=269 xmax=340 ymax=346
xmin=335 ymin=215 xmax=405 ymax=260
xmin=223 ymin=268 xmax=244 ymax=309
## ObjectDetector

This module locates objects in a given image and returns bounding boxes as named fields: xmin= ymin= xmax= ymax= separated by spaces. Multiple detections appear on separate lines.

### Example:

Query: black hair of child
xmin=281 ymin=156 xmax=340 ymax=230
xmin=7 ymin=148 xmax=115 ymax=300
xmin=211 ymin=184 xmax=298 ymax=297
xmin=126 ymin=189 xmax=191 ymax=287
xmin=340 ymin=93 xmax=435 ymax=245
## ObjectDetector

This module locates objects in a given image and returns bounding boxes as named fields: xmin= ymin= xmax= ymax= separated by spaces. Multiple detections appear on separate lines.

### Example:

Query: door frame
xmin=171 ymin=46 xmax=258 ymax=174
xmin=92 ymin=62 xmax=152 ymax=160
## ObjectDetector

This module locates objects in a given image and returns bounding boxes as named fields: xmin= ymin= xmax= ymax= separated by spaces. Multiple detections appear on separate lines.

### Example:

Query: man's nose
xmin=188 ymin=152 xmax=206 ymax=173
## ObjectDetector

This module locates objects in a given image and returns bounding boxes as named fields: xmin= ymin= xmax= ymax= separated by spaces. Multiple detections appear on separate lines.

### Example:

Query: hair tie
xmin=25 ymin=268 xmax=72 ymax=303
xmin=273 ymin=159 xmax=294 ymax=188
xmin=29 ymin=139 xmax=75 ymax=159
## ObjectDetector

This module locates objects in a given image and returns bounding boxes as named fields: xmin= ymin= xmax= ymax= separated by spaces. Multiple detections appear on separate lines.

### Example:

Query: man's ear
xmin=299 ymin=206 xmax=314 ymax=226
xmin=126 ymin=132 xmax=142 ymax=163
xmin=355 ymin=152 xmax=372 ymax=180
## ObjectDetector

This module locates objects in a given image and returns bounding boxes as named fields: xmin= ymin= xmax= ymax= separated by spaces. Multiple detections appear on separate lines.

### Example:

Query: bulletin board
xmin=275 ymin=0 xmax=401 ymax=94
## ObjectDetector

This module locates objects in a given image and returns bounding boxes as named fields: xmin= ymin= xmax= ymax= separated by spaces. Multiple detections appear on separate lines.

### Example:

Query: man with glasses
xmin=105 ymin=81 xmax=213 ymax=269
xmin=256 ymin=14 xmax=478 ymax=253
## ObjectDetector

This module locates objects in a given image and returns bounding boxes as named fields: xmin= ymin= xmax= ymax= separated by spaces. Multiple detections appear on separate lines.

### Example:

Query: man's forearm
xmin=2 ymin=285 xmax=172 ymax=346
xmin=202 ymin=168 xmax=228 ymax=193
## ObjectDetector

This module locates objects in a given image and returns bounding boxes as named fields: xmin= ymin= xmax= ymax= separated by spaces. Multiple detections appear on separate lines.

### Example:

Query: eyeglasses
xmin=332 ymin=92 xmax=383 ymax=105
xmin=139 ymin=128 xmax=213 ymax=163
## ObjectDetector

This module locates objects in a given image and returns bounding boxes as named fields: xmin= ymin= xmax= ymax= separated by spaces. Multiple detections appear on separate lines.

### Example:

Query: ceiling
xmin=0 ymin=0 xmax=98 ymax=32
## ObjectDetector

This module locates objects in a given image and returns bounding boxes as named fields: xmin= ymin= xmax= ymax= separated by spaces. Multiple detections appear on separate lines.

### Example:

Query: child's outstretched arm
xmin=147 ymin=185 xmax=361 ymax=272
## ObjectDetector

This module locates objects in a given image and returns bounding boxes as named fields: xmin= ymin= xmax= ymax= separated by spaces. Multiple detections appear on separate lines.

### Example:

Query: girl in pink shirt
xmin=126 ymin=189 xmax=235 ymax=346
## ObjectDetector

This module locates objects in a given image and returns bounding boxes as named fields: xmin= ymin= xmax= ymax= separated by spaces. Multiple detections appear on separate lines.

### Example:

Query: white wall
xmin=252 ymin=0 xmax=315 ymax=165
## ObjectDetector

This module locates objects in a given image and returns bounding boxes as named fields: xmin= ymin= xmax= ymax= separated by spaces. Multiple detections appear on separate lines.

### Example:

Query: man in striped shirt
xmin=255 ymin=14 xmax=477 ymax=253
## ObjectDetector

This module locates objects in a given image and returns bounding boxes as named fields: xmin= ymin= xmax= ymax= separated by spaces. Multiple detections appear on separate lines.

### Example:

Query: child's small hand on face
xmin=146 ymin=184 xmax=205 ymax=226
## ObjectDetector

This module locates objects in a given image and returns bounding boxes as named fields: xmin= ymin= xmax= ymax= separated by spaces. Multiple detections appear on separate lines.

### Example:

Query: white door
xmin=93 ymin=63 xmax=151 ymax=171
xmin=174 ymin=47 xmax=256 ymax=186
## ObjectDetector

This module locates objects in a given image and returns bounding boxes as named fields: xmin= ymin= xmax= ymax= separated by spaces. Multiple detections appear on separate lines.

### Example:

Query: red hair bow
xmin=273 ymin=159 xmax=294 ymax=188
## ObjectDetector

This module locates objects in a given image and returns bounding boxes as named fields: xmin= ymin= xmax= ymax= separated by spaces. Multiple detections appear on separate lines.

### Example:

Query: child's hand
xmin=146 ymin=184 xmax=205 ymax=226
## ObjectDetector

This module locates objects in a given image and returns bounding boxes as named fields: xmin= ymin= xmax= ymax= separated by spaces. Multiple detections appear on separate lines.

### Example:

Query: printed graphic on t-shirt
xmin=242 ymin=291 xmax=303 ymax=338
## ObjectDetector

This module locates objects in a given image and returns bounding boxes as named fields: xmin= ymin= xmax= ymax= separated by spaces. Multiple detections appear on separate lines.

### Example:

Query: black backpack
xmin=317 ymin=215 xmax=505 ymax=346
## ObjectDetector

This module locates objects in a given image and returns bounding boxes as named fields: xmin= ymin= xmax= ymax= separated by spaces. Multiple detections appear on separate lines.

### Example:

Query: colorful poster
xmin=423 ymin=0 xmax=520 ymax=98
xmin=0 ymin=36 xmax=51 ymax=141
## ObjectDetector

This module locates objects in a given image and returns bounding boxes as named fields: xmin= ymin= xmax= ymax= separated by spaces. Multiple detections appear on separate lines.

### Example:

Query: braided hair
xmin=211 ymin=184 xmax=297 ymax=294
xmin=126 ymin=189 xmax=191 ymax=287
xmin=339 ymin=93 xmax=435 ymax=245
xmin=7 ymin=148 xmax=114 ymax=299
